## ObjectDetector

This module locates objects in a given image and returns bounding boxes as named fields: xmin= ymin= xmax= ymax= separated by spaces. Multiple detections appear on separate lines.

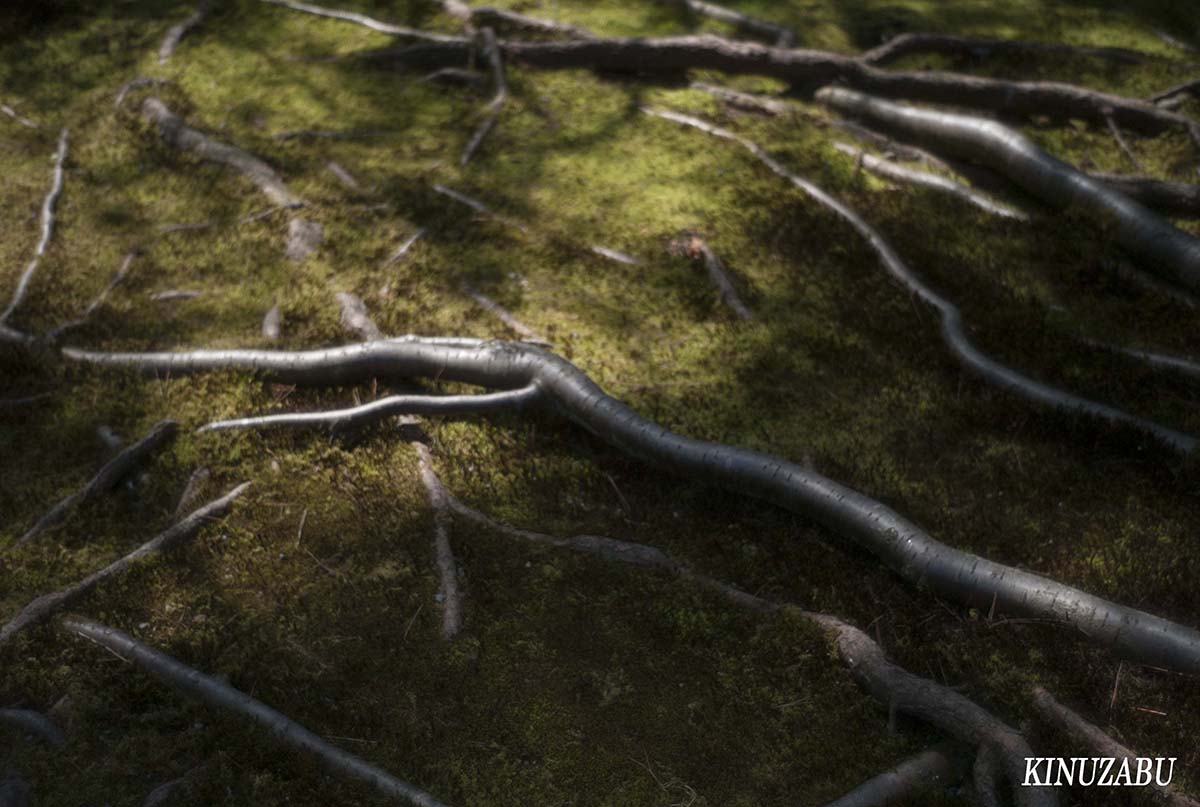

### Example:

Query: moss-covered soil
xmin=3 ymin=1 xmax=1200 ymax=804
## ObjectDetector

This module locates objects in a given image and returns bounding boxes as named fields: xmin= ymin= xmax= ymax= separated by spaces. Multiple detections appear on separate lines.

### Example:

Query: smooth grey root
xmin=816 ymin=87 xmax=1200 ymax=291
xmin=1 ymin=128 xmax=68 ymax=326
xmin=0 ymin=709 xmax=66 ymax=747
xmin=820 ymin=745 xmax=968 ymax=807
xmin=643 ymin=106 xmax=1197 ymax=456
xmin=63 ymin=616 xmax=449 ymax=807
xmin=261 ymin=0 xmax=461 ymax=42
xmin=415 ymin=443 xmax=463 ymax=640
xmin=14 ymin=420 xmax=179 ymax=548
xmin=1 ymin=483 xmax=249 ymax=648
xmin=1090 ymin=172 xmax=1200 ymax=220
xmin=421 ymin=456 xmax=1052 ymax=806
xmin=158 ymin=1 xmax=208 ymax=64
xmin=59 ymin=337 xmax=1200 ymax=674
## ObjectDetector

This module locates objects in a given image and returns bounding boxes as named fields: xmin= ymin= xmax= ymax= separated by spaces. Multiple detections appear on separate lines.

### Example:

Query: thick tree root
xmin=14 ymin=420 xmax=179 ymax=549
xmin=670 ymin=0 xmax=795 ymax=47
xmin=643 ymin=107 xmax=1198 ymax=456
xmin=1 ymin=128 xmax=68 ymax=326
xmin=0 ymin=709 xmax=66 ymax=747
xmin=46 ymin=252 xmax=136 ymax=342
xmin=816 ymin=87 xmax=1200 ymax=289
xmin=1090 ymin=173 xmax=1200 ymax=220
xmin=383 ymin=228 xmax=426 ymax=266
xmin=158 ymin=1 xmax=208 ymax=65
xmin=861 ymin=32 xmax=1166 ymax=67
xmin=832 ymin=141 xmax=1029 ymax=220
xmin=261 ymin=0 xmax=461 ymax=43
xmin=1030 ymin=687 xmax=1197 ymax=806
xmin=461 ymin=283 xmax=547 ymax=343
xmin=415 ymin=442 xmax=463 ymax=640
xmin=667 ymin=233 xmax=753 ymax=318
xmin=336 ymin=292 xmax=383 ymax=341
xmin=820 ymin=744 xmax=968 ymax=807
xmin=460 ymin=27 xmax=507 ymax=166
xmin=60 ymin=337 xmax=1200 ymax=673
xmin=418 ymin=457 xmax=1052 ymax=806
xmin=63 ymin=616 xmax=448 ymax=807
xmin=1 ymin=483 xmax=249 ymax=647
xmin=142 ymin=98 xmax=302 ymax=208
xmin=364 ymin=34 xmax=1198 ymax=136
xmin=198 ymin=385 xmax=539 ymax=433
xmin=465 ymin=6 xmax=594 ymax=40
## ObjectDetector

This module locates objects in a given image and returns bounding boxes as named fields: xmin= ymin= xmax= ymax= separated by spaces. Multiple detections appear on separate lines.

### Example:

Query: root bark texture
xmin=60 ymin=337 xmax=1200 ymax=674
xmin=817 ymin=87 xmax=1200 ymax=290
xmin=1090 ymin=173 xmax=1200 ymax=219
xmin=63 ymin=616 xmax=449 ymax=807
xmin=1 ymin=484 xmax=249 ymax=648
xmin=644 ymin=106 xmax=1198 ymax=456
xmin=15 ymin=420 xmax=179 ymax=548
xmin=1 ymin=128 xmax=68 ymax=326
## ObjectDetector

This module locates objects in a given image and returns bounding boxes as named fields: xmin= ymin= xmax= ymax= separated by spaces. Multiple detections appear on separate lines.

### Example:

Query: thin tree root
xmin=1 ymin=128 xmax=69 ymax=326
xmin=590 ymin=245 xmax=640 ymax=265
xmin=690 ymin=81 xmax=790 ymax=116
xmin=861 ymin=32 xmax=1169 ymax=67
xmin=671 ymin=0 xmax=795 ymax=47
xmin=1 ymin=103 xmax=38 ymax=129
xmin=816 ymin=87 xmax=1200 ymax=289
xmin=1 ymin=483 xmax=249 ymax=648
xmin=1087 ymin=341 xmax=1200 ymax=383
xmin=172 ymin=466 xmax=211 ymax=518
xmin=158 ymin=1 xmax=209 ymax=65
xmin=644 ymin=106 xmax=1198 ymax=455
xmin=14 ymin=420 xmax=179 ymax=549
xmin=62 ymin=616 xmax=448 ymax=807
xmin=46 ymin=252 xmax=136 ymax=343
xmin=383 ymin=228 xmax=426 ymax=266
xmin=261 ymin=0 xmax=462 ymax=43
xmin=60 ymin=337 xmax=1200 ymax=673
xmin=832 ymin=141 xmax=1029 ymax=220
xmin=1031 ymin=687 xmax=1197 ymax=806
xmin=667 ymin=233 xmax=753 ymax=318
xmin=461 ymin=283 xmax=547 ymax=343
xmin=1149 ymin=77 xmax=1200 ymax=106
xmin=0 ymin=709 xmax=66 ymax=747
xmin=1105 ymin=113 xmax=1145 ymax=172
xmin=415 ymin=442 xmax=463 ymax=640
xmin=460 ymin=27 xmax=507 ymax=166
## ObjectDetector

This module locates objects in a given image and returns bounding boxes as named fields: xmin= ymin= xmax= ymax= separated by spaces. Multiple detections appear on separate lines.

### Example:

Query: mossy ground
xmin=2 ymin=1 xmax=1200 ymax=804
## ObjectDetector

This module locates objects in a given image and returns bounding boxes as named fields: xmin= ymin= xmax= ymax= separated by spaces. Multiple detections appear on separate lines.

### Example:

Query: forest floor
xmin=2 ymin=1 xmax=1200 ymax=805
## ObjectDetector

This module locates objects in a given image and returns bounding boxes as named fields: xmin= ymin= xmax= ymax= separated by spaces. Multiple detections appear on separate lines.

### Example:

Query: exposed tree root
xmin=1106 ymin=114 xmax=1145 ymax=172
xmin=433 ymin=183 xmax=489 ymax=214
xmin=415 ymin=442 xmax=463 ymax=640
xmin=832 ymin=141 xmax=1029 ymax=220
xmin=14 ymin=420 xmax=178 ymax=549
xmin=590 ymin=245 xmax=640 ymax=265
xmin=1 ymin=483 xmax=249 ymax=648
xmin=0 ymin=771 xmax=28 ymax=807
xmin=262 ymin=305 xmax=282 ymax=341
xmin=46 ymin=252 xmax=136 ymax=342
xmin=142 ymin=98 xmax=302 ymax=208
xmin=149 ymin=289 xmax=201 ymax=302
xmin=821 ymin=744 xmax=968 ymax=807
xmin=158 ymin=1 xmax=208 ymax=65
xmin=261 ymin=0 xmax=461 ymax=43
xmin=1 ymin=103 xmax=38 ymax=129
xmin=1 ymin=128 xmax=68 ymax=326
xmin=861 ymin=32 xmax=1166 ymax=67
xmin=461 ymin=283 xmax=547 ymax=343
xmin=284 ymin=217 xmax=323 ymax=262
xmin=644 ymin=106 xmax=1198 ymax=456
xmin=1150 ymin=77 xmax=1200 ymax=106
xmin=63 ymin=616 xmax=448 ymax=807
xmin=326 ymin=160 xmax=361 ymax=191
xmin=667 ymin=233 xmax=753 ymax=318
xmin=364 ymin=34 xmax=1198 ymax=136
xmin=1088 ymin=341 xmax=1200 ymax=383
xmin=1116 ymin=261 xmax=1200 ymax=309
xmin=690 ymin=80 xmax=790 ymax=116
xmin=460 ymin=27 xmax=507 ymax=166
xmin=173 ymin=466 xmax=211 ymax=518
xmin=1090 ymin=173 xmax=1200 ymax=219
xmin=114 ymin=77 xmax=172 ymax=108
xmin=1031 ymin=687 xmax=1197 ymax=806
xmin=0 ymin=709 xmax=66 ymax=747
xmin=336 ymin=292 xmax=383 ymax=341
xmin=421 ymin=67 xmax=487 ymax=87
xmin=668 ymin=0 xmax=795 ymax=47
xmin=198 ymin=386 xmax=538 ymax=434
xmin=383 ymin=228 xmax=426 ymax=266
xmin=417 ymin=456 xmax=1052 ymax=806
xmin=60 ymin=337 xmax=1200 ymax=673
xmin=817 ymin=87 xmax=1200 ymax=290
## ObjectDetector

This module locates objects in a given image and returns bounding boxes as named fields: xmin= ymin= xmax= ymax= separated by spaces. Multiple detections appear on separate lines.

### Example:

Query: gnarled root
xmin=62 ymin=616 xmax=448 ymax=807
xmin=60 ymin=337 xmax=1200 ymax=673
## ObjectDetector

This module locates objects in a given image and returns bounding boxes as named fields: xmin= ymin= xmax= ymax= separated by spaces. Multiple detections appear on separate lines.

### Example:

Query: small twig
xmin=590 ymin=245 xmax=640 ymax=265
xmin=1 ymin=128 xmax=68 ymax=325
xmin=433 ymin=183 xmax=489 ymax=214
xmin=325 ymin=160 xmax=361 ymax=191
xmin=383 ymin=228 xmax=426 ymax=266
xmin=46 ymin=252 xmax=136 ymax=342
xmin=690 ymin=81 xmax=789 ymax=116
xmin=1 ymin=103 xmax=38 ymax=129
xmin=414 ymin=443 xmax=463 ymax=641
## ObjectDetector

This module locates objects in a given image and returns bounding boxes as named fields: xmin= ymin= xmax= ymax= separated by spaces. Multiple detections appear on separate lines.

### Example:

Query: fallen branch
xmin=460 ymin=27 xmax=507 ymax=166
xmin=63 ymin=616 xmax=448 ymax=807
xmin=415 ymin=443 xmax=463 ymax=640
xmin=667 ymin=233 xmax=753 ymax=318
xmin=158 ymin=1 xmax=209 ymax=64
xmin=142 ymin=98 xmax=302 ymax=207
xmin=862 ymin=32 xmax=1166 ymax=67
xmin=14 ymin=420 xmax=179 ymax=549
xmin=45 ymin=252 xmax=136 ymax=342
xmin=820 ymin=745 xmax=967 ymax=807
xmin=198 ymin=386 xmax=539 ymax=433
xmin=423 ymin=460 xmax=1050 ymax=806
xmin=1 ymin=484 xmax=249 ymax=648
xmin=816 ymin=87 xmax=1200 ymax=290
xmin=0 ymin=128 xmax=68 ymax=325
xmin=670 ymin=0 xmax=795 ymax=47
xmin=0 ymin=709 xmax=65 ymax=746
xmin=1030 ymin=687 xmax=1198 ymax=807
xmin=61 ymin=337 xmax=1200 ymax=673
xmin=383 ymin=228 xmax=426 ymax=266
xmin=149 ymin=289 xmax=201 ymax=302
xmin=644 ymin=106 xmax=1197 ymax=455
xmin=261 ymin=0 xmax=461 ymax=42
xmin=336 ymin=292 xmax=383 ymax=341
xmin=461 ymin=283 xmax=547 ymax=343
xmin=832 ymin=141 xmax=1029 ymax=220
